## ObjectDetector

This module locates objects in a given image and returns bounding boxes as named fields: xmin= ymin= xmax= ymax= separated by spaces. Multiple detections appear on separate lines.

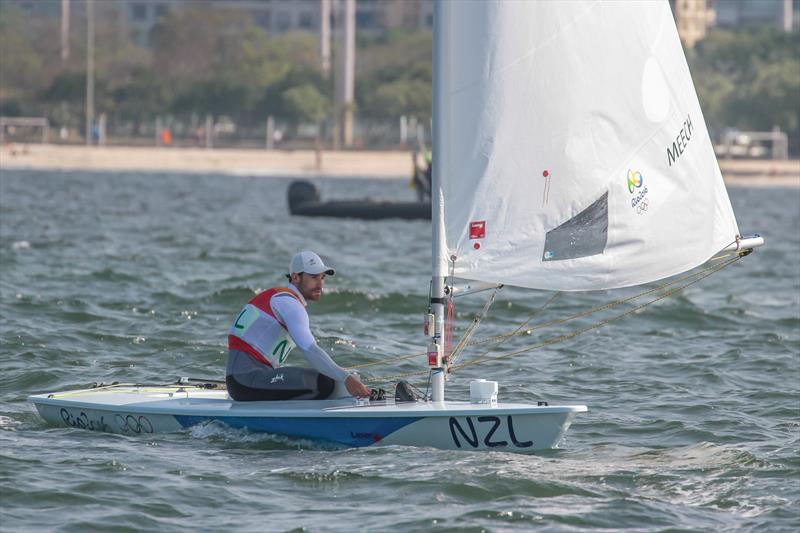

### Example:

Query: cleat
xmin=369 ymin=388 xmax=386 ymax=401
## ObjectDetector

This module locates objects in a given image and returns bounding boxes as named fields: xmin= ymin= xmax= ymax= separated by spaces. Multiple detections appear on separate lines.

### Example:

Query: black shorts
xmin=226 ymin=367 xmax=335 ymax=401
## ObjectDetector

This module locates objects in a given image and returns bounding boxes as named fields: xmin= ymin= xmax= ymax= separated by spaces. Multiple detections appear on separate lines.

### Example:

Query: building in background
xmin=11 ymin=0 xmax=797 ymax=50
xmin=0 ymin=0 xmax=432 ymax=47
xmin=669 ymin=0 xmax=715 ymax=48
xmin=713 ymin=0 xmax=796 ymax=32
xmin=118 ymin=0 xmax=432 ymax=47
xmin=667 ymin=0 xmax=797 ymax=48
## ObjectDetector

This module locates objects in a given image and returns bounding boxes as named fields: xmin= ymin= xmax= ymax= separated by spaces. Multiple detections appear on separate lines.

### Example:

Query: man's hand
xmin=345 ymin=374 xmax=371 ymax=398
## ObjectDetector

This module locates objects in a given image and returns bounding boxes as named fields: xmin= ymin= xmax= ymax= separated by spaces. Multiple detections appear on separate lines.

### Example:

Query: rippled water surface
xmin=1 ymin=170 xmax=798 ymax=532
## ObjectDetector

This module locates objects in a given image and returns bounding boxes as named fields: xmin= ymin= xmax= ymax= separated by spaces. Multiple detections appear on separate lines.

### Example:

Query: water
xmin=1 ymin=169 xmax=798 ymax=532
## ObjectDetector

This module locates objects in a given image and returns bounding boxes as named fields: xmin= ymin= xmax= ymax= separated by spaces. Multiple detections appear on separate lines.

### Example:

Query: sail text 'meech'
xmin=667 ymin=114 xmax=694 ymax=166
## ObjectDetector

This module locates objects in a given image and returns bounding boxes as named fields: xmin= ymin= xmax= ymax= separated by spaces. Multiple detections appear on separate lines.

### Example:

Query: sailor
xmin=226 ymin=251 xmax=371 ymax=401
xmin=410 ymin=150 xmax=432 ymax=202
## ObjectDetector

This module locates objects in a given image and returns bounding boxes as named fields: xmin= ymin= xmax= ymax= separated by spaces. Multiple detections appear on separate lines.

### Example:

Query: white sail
xmin=438 ymin=0 xmax=739 ymax=291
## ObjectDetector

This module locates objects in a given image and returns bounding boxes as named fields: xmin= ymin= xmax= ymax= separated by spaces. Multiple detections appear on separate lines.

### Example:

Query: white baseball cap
xmin=289 ymin=251 xmax=335 ymax=276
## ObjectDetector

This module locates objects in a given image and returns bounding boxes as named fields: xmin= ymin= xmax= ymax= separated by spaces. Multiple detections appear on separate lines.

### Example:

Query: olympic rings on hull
xmin=115 ymin=414 xmax=154 ymax=434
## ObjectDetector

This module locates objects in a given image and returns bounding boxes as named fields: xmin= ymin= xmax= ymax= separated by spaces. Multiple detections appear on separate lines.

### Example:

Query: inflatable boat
xmin=288 ymin=181 xmax=431 ymax=220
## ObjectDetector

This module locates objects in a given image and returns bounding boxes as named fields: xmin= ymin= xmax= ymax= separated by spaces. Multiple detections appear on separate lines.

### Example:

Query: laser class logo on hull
xmin=627 ymin=170 xmax=649 ymax=215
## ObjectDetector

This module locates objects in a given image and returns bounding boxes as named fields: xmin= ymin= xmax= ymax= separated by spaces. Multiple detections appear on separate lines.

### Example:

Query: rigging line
xmin=464 ymin=252 xmax=738 ymax=347
xmin=370 ymin=291 xmax=583 ymax=383
xmin=449 ymin=286 xmax=555 ymax=366
xmin=504 ymin=290 xmax=562 ymax=340
xmin=453 ymin=254 xmax=741 ymax=372
xmin=469 ymin=254 xmax=736 ymax=346
xmin=450 ymin=254 xmax=742 ymax=372
xmin=365 ymin=251 xmax=743 ymax=382
xmin=452 ymin=284 xmax=504 ymax=298
xmin=448 ymin=286 xmax=501 ymax=365
xmin=355 ymin=278 xmax=441 ymax=368
xmin=348 ymin=255 xmax=461 ymax=371
xmin=348 ymin=253 xmax=739 ymax=371
xmin=49 ymin=381 xmax=223 ymax=398
xmin=444 ymin=255 xmax=457 ymax=360
xmin=374 ymin=254 xmax=740 ymax=384
xmin=351 ymin=285 xmax=503 ymax=371
xmin=373 ymin=367 xmax=433 ymax=385
xmin=455 ymin=290 xmax=562 ymax=365
xmin=347 ymin=350 xmax=424 ymax=369
xmin=349 ymin=254 xmax=738 ymax=372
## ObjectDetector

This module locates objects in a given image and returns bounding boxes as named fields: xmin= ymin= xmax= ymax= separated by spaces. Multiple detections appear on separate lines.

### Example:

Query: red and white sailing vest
xmin=228 ymin=288 xmax=303 ymax=368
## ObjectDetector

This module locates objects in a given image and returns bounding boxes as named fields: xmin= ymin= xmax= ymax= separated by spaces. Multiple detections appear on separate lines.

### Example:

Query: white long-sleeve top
xmin=270 ymin=284 xmax=350 ymax=382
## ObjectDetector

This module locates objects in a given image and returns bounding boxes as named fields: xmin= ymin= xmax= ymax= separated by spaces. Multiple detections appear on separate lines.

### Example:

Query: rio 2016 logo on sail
xmin=627 ymin=170 xmax=649 ymax=215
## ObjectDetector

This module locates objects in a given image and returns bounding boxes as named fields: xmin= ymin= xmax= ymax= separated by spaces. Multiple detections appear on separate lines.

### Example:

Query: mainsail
xmin=437 ymin=0 xmax=739 ymax=291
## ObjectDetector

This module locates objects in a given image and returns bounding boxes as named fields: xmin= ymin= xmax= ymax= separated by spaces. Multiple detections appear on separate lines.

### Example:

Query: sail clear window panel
xmin=542 ymin=191 xmax=608 ymax=262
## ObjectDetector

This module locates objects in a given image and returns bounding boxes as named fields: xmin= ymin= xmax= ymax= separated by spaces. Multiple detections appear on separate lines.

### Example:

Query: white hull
xmin=30 ymin=385 xmax=587 ymax=452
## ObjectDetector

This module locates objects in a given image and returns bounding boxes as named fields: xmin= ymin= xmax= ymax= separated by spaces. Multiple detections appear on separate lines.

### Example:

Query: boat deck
xmin=30 ymin=384 xmax=588 ymax=418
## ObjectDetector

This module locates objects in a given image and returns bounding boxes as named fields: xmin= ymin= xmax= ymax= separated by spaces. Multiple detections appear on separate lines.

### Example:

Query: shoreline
xmin=1 ymin=143 xmax=798 ymax=186
xmin=0 ymin=144 xmax=414 ymax=179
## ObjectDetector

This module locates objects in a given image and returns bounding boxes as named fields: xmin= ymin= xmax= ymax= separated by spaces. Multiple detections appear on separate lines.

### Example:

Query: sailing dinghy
xmin=30 ymin=1 xmax=761 ymax=452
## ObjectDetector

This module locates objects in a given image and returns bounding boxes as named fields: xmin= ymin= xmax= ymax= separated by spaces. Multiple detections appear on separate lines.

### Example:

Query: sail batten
xmin=440 ymin=0 xmax=740 ymax=292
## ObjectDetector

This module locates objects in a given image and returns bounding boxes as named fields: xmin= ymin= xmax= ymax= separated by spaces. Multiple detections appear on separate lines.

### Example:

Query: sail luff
xmin=428 ymin=0 xmax=450 ymax=401
xmin=432 ymin=0 xmax=448 ymax=283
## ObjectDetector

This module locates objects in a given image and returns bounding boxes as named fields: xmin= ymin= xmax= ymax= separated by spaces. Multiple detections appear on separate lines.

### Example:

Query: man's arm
xmin=272 ymin=295 xmax=350 ymax=380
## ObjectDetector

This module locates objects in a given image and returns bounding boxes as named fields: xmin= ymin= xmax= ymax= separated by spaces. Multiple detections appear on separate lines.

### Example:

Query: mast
xmin=429 ymin=0 xmax=448 ymax=402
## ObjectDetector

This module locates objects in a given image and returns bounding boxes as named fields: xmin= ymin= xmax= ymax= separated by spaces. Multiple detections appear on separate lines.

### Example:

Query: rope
xmin=347 ymin=349 xmax=423 ymax=369
xmin=374 ymin=366 xmax=434 ymax=384
xmin=466 ymin=251 xmax=737 ymax=348
xmin=351 ymin=287 xmax=501 ymax=378
xmin=448 ymin=287 xmax=501 ymax=365
xmin=444 ymin=256 xmax=457 ymax=361
xmin=445 ymin=297 xmax=455 ymax=360
xmin=450 ymin=253 xmax=742 ymax=372
xmin=455 ymin=290 xmax=561 ymax=364
xmin=373 ymin=252 xmax=742 ymax=385
xmin=350 ymin=252 xmax=738 ymax=372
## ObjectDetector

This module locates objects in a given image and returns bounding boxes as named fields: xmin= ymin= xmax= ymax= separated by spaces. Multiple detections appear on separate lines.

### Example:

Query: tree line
xmin=0 ymin=2 xmax=797 ymax=151
xmin=0 ymin=2 xmax=431 ymax=142
xmin=688 ymin=25 xmax=799 ymax=153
